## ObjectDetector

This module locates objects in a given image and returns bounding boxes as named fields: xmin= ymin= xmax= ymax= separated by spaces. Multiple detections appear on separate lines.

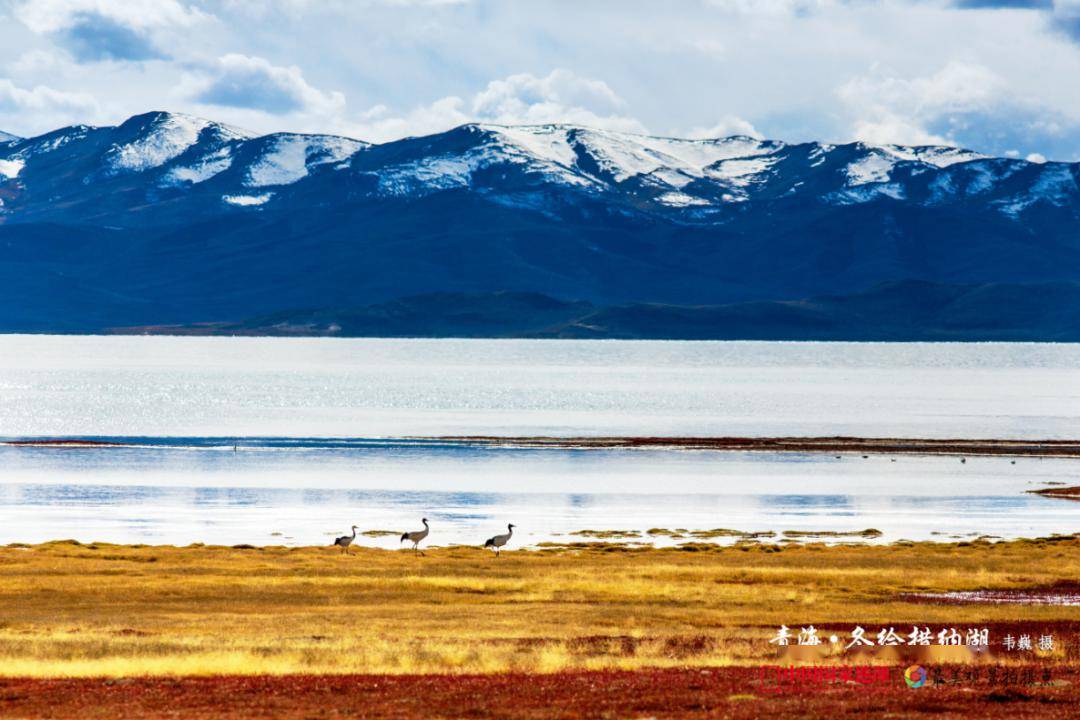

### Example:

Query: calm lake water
xmin=0 ymin=336 xmax=1077 ymax=546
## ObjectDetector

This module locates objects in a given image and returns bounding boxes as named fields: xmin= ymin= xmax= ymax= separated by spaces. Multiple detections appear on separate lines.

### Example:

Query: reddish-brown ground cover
xmin=1 ymin=666 xmax=1076 ymax=719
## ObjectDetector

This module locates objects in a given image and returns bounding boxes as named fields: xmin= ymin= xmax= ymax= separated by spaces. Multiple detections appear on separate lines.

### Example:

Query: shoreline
xmin=433 ymin=435 xmax=1080 ymax=458
xmin=5 ymin=435 xmax=1080 ymax=457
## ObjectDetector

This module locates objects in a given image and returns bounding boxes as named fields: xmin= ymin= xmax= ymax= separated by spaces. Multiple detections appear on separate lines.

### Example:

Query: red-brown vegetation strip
xmin=437 ymin=435 xmax=1080 ymax=457
xmin=1029 ymin=486 xmax=1080 ymax=501
xmin=1 ymin=667 xmax=1077 ymax=719
xmin=899 ymin=584 xmax=1080 ymax=608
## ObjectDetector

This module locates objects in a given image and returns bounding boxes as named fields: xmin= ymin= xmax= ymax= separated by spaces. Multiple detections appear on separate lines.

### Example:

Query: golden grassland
xmin=0 ymin=536 xmax=1076 ymax=677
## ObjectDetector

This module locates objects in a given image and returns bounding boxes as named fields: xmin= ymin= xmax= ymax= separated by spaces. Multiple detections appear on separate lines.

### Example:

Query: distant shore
xmin=432 ymin=436 xmax=1080 ymax=458
xmin=5 ymin=435 xmax=1080 ymax=457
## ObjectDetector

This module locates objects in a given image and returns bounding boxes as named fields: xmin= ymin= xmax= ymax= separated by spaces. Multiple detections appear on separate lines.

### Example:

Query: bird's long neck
xmin=507 ymin=525 xmax=513 ymax=537
xmin=351 ymin=528 xmax=357 ymax=538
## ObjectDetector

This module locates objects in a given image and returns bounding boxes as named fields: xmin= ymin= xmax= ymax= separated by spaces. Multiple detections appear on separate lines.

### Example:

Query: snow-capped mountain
xmin=2 ymin=111 xmax=1076 ymax=225
xmin=0 ymin=111 xmax=1078 ymax=336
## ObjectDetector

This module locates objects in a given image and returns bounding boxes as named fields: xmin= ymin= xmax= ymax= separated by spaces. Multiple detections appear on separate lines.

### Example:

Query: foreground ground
xmin=2 ymin=666 xmax=1077 ymax=719
xmin=0 ymin=537 xmax=1076 ymax=675
xmin=0 ymin=538 xmax=1076 ymax=716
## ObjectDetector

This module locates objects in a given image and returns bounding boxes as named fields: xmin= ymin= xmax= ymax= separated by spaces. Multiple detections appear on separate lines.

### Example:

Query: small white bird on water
xmin=401 ymin=518 xmax=430 ymax=556
xmin=333 ymin=525 xmax=358 ymax=555
xmin=484 ymin=523 xmax=515 ymax=557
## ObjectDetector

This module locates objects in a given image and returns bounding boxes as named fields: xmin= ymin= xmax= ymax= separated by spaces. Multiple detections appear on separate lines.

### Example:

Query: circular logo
xmin=904 ymin=664 xmax=928 ymax=689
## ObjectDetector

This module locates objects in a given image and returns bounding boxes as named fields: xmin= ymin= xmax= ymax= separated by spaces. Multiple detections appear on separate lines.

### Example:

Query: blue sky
xmin=1 ymin=0 xmax=1079 ymax=160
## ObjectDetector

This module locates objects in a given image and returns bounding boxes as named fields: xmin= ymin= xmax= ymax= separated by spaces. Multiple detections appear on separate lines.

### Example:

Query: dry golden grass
xmin=0 ymin=537 xmax=1076 ymax=677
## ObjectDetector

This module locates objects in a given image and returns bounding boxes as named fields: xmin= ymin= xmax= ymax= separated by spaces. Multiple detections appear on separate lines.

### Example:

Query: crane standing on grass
xmin=333 ymin=525 xmax=358 ymax=555
xmin=484 ymin=523 xmax=515 ymax=557
xmin=401 ymin=518 xmax=430 ymax=556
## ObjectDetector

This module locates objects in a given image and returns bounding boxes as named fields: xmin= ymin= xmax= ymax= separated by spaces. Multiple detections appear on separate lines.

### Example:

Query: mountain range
xmin=1 ymin=111 xmax=1078 ymax=339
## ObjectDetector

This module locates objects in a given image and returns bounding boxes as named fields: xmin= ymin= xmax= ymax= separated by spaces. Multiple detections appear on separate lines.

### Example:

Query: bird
xmin=484 ymin=523 xmax=515 ymax=557
xmin=401 ymin=518 xmax=429 ymax=556
xmin=333 ymin=525 xmax=358 ymax=555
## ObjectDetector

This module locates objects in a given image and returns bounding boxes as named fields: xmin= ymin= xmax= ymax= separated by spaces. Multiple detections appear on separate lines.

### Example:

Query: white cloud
xmin=470 ymin=70 xmax=643 ymax=131
xmin=14 ymin=0 xmax=206 ymax=34
xmin=686 ymin=115 xmax=762 ymax=139
xmin=0 ymin=0 xmax=1077 ymax=158
xmin=0 ymin=77 xmax=99 ymax=135
xmin=0 ymin=78 xmax=97 ymax=113
xmin=185 ymin=54 xmax=345 ymax=116
xmin=5 ymin=49 xmax=69 ymax=76
xmin=345 ymin=70 xmax=648 ymax=142
xmin=703 ymin=0 xmax=835 ymax=14
xmin=1026 ymin=151 xmax=1047 ymax=163
xmin=837 ymin=62 xmax=1006 ymax=146
xmin=14 ymin=0 xmax=209 ymax=63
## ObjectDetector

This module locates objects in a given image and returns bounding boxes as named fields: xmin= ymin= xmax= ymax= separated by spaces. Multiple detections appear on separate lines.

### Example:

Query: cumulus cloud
xmin=0 ymin=77 xmax=99 ymax=135
xmin=834 ymin=61 xmax=1080 ymax=158
xmin=470 ymin=70 xmax=644 ymax=131
xmin=952 ymin=0 xmax=1080 ymax=41
xmin=347 ymin=70 xmax=648 ymax=142
xmin=1051 ymin=0 xmax=1080 ymax=39
xmin=703 ymin=0 xmax=835 ymax=14
xmin=837 ymin=62 xmax=1006 ymax=146
xmin=14 ymin=0 xmax=206 ymax=62
xmin=951 ymin=1 xmax=1051 ymax=8
xmin=0 ymin=78 xmax=97 ymax=113
xmin=186 ymin=54 xmax=345 ymax=116
xmin=686 ymin=115 xmax=762 ymax=139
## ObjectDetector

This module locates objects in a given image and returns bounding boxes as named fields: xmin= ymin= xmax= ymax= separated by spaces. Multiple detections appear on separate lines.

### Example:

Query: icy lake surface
xmin=0 ymin=336 xmax=1077 ymax=545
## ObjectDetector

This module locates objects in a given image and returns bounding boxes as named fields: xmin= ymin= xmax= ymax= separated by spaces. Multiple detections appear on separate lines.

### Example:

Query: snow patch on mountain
xmin=0 ymin=158 xmax=25 ymax=179
xmin=106 ymin=113 xmax=252 ymax=175
xmin=224 ymin=193 xmax=272 ymax=206
xmin=376 ymin=126 xmax=599 ymax=196
xmin=163 ymin=147 xmax=233 ymax=186
xmin=245 ymin=134 xmax=365 ymax=187
xmin=377 ymin=156 xmax=478 ymax=196
xmin=709 ymin=156 xmax=778 ymax=185
xmin=473 ymin=125 xmax=780 ymax=191
xmin=995 ymin=164 xmax=1078 ymax=218
xmin=808 ymin=144 xmax=834 ymax=167
xmin=0 ymin=130 xmax=19 ymax=144
xmin=575 ymin=129 xmax=778 ymax=185
xmin=846 ymin=152 xmax=896 ymax=185
xmin=16 ymin=126 xmax=92 ymax=159
xmin=109 ymin=115 xmax=216 ymax=173
xmin=482 ymin=125 xmax=579 ymax=169
xmin=877 ymin=145 xmax=986 ymax=168
xmin=829 ymin=182 xmax=906 ymax=205
xmin=657 ymin=191 xmax=711 ymax=207
xmin=847 ymin=144 xmax=987 ymax=188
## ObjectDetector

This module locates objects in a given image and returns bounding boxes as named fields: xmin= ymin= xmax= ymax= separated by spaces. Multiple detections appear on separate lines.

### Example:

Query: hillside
xmin=1 ymin=111 xmax=1078 ymax=338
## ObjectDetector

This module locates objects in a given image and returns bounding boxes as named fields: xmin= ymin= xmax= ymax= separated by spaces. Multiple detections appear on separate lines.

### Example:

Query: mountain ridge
xmin=108 ymin=280 xmax=1080 ymax=342
xmin=1 ymin=111 xmax=1078 ymax=338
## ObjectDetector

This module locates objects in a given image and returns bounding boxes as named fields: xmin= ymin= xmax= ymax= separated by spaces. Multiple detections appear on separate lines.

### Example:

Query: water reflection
xmin=0 ymin=442 xmax=1076 ymax=547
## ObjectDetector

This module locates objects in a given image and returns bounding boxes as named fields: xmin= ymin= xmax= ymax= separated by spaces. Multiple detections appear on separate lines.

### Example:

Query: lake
xmin=0 ymin=336 xmax=1077 ymax=546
